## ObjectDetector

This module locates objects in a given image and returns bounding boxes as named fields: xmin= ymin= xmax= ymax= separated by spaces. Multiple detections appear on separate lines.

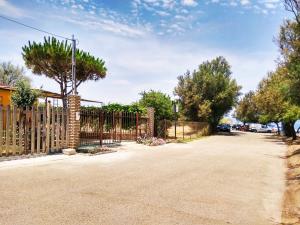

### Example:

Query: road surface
xmin=0 ymin=132 xmax=286 ymax=225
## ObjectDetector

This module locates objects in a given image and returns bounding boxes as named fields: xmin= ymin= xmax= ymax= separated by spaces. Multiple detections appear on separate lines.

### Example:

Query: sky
xmin=0 ymin=0 xmax=291 ymax=105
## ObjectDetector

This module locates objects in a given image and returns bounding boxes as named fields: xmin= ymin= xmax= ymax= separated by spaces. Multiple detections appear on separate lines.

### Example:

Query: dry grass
xmin=281 ymin=143 xmax=300 ymax=225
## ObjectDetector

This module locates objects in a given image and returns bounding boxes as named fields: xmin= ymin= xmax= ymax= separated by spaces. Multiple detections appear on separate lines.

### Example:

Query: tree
xmin=276 ymin=11 xmax=300 ymax=138
xmin=284 ymin=0 xmax=300 ymax=24
xmin=254 ymin=68 xmax=288 ymax=134
xmin=139 ymin=90 xmax=173 ymax=135
xmin=22 ymin=37 xmax=107 ymax=108
xmin=175 ymin=56 xmax=241 ymax=132
xmin=0 ymin=62 xmax=29 ymax=86
xmin=11 ymin=80 xmax=40 ymax=108
xmin=235 ymin=91 xmax=259 ymax=125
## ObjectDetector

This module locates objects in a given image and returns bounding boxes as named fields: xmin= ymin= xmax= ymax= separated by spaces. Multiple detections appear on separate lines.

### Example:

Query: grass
xmin=167 ymin=135 xmax=207 ymax=143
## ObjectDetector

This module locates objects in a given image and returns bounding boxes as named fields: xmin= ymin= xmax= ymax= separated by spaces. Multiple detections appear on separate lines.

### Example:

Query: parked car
xmin=250 ymin=124 xmax=272 ymax=133
xmin=217 ymin=124 xmax=231 ymax=132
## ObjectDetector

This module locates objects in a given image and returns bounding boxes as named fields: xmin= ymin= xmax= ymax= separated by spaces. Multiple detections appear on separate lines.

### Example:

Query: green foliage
xmin=175 ymin=56 xmax=241 ymax=131
xmin=139 ymin=90 xmax=173 ymax=136
xmin=235 ymin=91 xmax=259 ymax=124
xmin=81 ymin=103 xmax=146 ymax=114
xmin=22 ymin=37 xmax=107 ymax=107
xmin=255 ymin=68 xmax=289 ymax=125
xmin=282 ymin=105 xmax=300 ymax=122
xmin=139 ymin=90 xmax=173 ymax=122
xmin=11 ymin=80 xmax=40 ymax=108
xmin=0 ymin=62 xmax=30 ymax=86
xmin=102 ymin=103 xmax=146 ymax=114
xmin=278 ymin=20 xmax=300 ymax=105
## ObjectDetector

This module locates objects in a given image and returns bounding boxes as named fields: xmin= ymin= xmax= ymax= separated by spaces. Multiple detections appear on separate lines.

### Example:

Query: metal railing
xmin=80 ymin=108 xmax=149 ymax=147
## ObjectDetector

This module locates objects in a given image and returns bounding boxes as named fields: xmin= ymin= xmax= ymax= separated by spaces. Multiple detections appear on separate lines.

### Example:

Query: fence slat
xmin=46 ymin=104 xmax=51 ymax=154
xmin=24 ymin=107 xmax=30 ymax=154
xmin=5 ymin=106 xmax=10 ymax=156
xmin=0 ymin=106 xmax=3 ymax=155
xmin=42 ymin=107 xmax=46 ymax=153
xmin=12 ymin=106 xmax=17 ymax=155
xmin=19 ymin=110 xmax=24 ymax=154
xmin=56 ymin=108 xmax=61 ymax=150
xmin=61 ymin=108 xmax=64 ymax=148
xmin=66 ymin=108 xmax=69 ymax=147
xmin=36 ymin=107 xmax=41 ymax=154
xmin=51 ymin=106 xmax=55 ymax=152
xmin=31 ymin=106 xmax=35 ymax=154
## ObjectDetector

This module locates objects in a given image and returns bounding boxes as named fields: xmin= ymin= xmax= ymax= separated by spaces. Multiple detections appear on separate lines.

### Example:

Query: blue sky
xmin=0 ymin=0 xmax=290 ymax=104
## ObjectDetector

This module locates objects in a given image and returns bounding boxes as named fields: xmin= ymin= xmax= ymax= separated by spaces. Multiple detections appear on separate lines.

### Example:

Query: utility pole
xmin=71 ymin=34 xmax=76 ymax=95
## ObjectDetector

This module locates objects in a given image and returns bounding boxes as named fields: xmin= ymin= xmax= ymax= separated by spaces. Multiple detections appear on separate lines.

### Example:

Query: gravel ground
xmin=0 ymin=131 xmax=285 ymax=225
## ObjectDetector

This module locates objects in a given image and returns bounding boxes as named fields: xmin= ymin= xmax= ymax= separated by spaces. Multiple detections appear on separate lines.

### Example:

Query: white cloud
xmin=181 ymin=0 xmax=198 ymax=7
xmin=206 ymin=0 xmax=282 ymax=14
xmin=240 ymin=0 xmax=250 ymax=6
xmin=0 ymin=0 xmax=24 ymax=18
xmin=56 ymin=15 xmax=148 ymax=38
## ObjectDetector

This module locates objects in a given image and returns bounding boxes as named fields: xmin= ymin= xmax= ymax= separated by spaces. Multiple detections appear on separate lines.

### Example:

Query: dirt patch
xmin=282 ymin=144 xmax=300 ymax=225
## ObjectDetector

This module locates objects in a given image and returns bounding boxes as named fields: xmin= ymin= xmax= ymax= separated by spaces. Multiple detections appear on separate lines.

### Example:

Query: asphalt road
xmin=0 ymin=132 xmax=286 ymax=225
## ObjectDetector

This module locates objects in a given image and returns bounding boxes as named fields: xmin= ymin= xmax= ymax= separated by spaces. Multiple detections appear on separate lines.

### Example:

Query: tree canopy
xmin=139 ymin=90 xmax=173 ymax=135
xmin=236 ymin=5 xmax=300 ymax=139
xmin=0 ymin=62 xmax=29 ymax=86
xmin=22 ymin=37 xmax=107 ymax=107
xmin=175 ymin=56 xmax=241 ymax=132
xmin=235 ymin=91 xmax=259 ymax=124
xmin=11 ymin=80 xmax=40 ymax=108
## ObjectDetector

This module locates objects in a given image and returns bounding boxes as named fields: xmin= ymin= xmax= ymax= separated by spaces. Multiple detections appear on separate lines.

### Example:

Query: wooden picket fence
xmin=0 ymin=105 xmax=69 ymax=157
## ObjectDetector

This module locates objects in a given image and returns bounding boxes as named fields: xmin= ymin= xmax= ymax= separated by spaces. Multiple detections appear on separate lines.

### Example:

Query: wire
xmin=0 ymin=14 xmax=72 ymax=41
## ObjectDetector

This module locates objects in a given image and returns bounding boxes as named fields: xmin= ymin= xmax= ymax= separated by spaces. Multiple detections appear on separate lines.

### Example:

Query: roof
xmin=0 ymin=85 xmax=61 ymax=98
xmin=0 ymin=84 xmax=15 ymax=91
xmin=0 ymin=85 xmax=103 ymax=104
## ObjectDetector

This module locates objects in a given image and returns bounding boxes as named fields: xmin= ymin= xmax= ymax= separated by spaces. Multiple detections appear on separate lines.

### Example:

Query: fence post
xmin=182 ymin=121 xmax=185 ymax=140
xmin=67 ymin=95 xmax=81 ymax=150
xmin=5 ymin=106 xmax=10 ymax=156
xmin=174 ymin=120 xmax=177 ymax=139
xmin=147 ymin=107 xmax=155 ymax=137
xmin=0 ymin=106 xmax=3 ymax=155
xmin=99 ymin=110 xmax=103 ymax=147
xmin=136 ymin=113 xmax=139 ymax=141
xmin=119 ymin=112 xmax=122 ymax=141
xmin=164 ymin=119 xmax=167 ymax=140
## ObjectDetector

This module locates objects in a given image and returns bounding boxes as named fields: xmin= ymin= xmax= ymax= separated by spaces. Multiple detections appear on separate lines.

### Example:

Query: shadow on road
xmin=260 ymin=134 xmax=286 ymax=146
xmin=215 ymin=131 xmax=246 ymax=136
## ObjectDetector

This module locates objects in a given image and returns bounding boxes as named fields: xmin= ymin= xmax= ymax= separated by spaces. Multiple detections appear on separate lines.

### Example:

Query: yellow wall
xmin=0 ymin=89 xmax=12 ymax=107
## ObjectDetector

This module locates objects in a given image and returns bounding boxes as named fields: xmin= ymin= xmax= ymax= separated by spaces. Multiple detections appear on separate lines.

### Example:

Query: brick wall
xmin=147 ymin=107 xmax=155 ymax=137
xmin=67 ymin=95 xmax=81 ymax=149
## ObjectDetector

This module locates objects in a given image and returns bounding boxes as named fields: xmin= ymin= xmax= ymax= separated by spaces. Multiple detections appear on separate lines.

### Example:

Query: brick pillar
xmin=67 ymin=95 xmax=81 ymax=149
xmin=147 ymin=107 xmax=155 ymax=137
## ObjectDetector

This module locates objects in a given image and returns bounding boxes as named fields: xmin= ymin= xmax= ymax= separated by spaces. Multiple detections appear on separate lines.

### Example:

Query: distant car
xmin=217 ymin=124 xmax=231 ymax=132
xmin=235 ymin=124 xmax=242 ymax=130
xmin=250 ymin=124 xmax=272 ymax=133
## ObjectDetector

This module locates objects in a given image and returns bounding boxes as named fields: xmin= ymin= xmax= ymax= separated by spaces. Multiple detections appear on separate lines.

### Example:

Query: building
xmin=0 ymin=84 xmax=62 ymax=107
xmin=0 ymin=84 xmax=103 ymax=107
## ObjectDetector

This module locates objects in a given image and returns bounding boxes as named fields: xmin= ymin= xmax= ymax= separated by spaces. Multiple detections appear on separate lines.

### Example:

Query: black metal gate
xmin=80 ymin=108 xmax=147 ymax=147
